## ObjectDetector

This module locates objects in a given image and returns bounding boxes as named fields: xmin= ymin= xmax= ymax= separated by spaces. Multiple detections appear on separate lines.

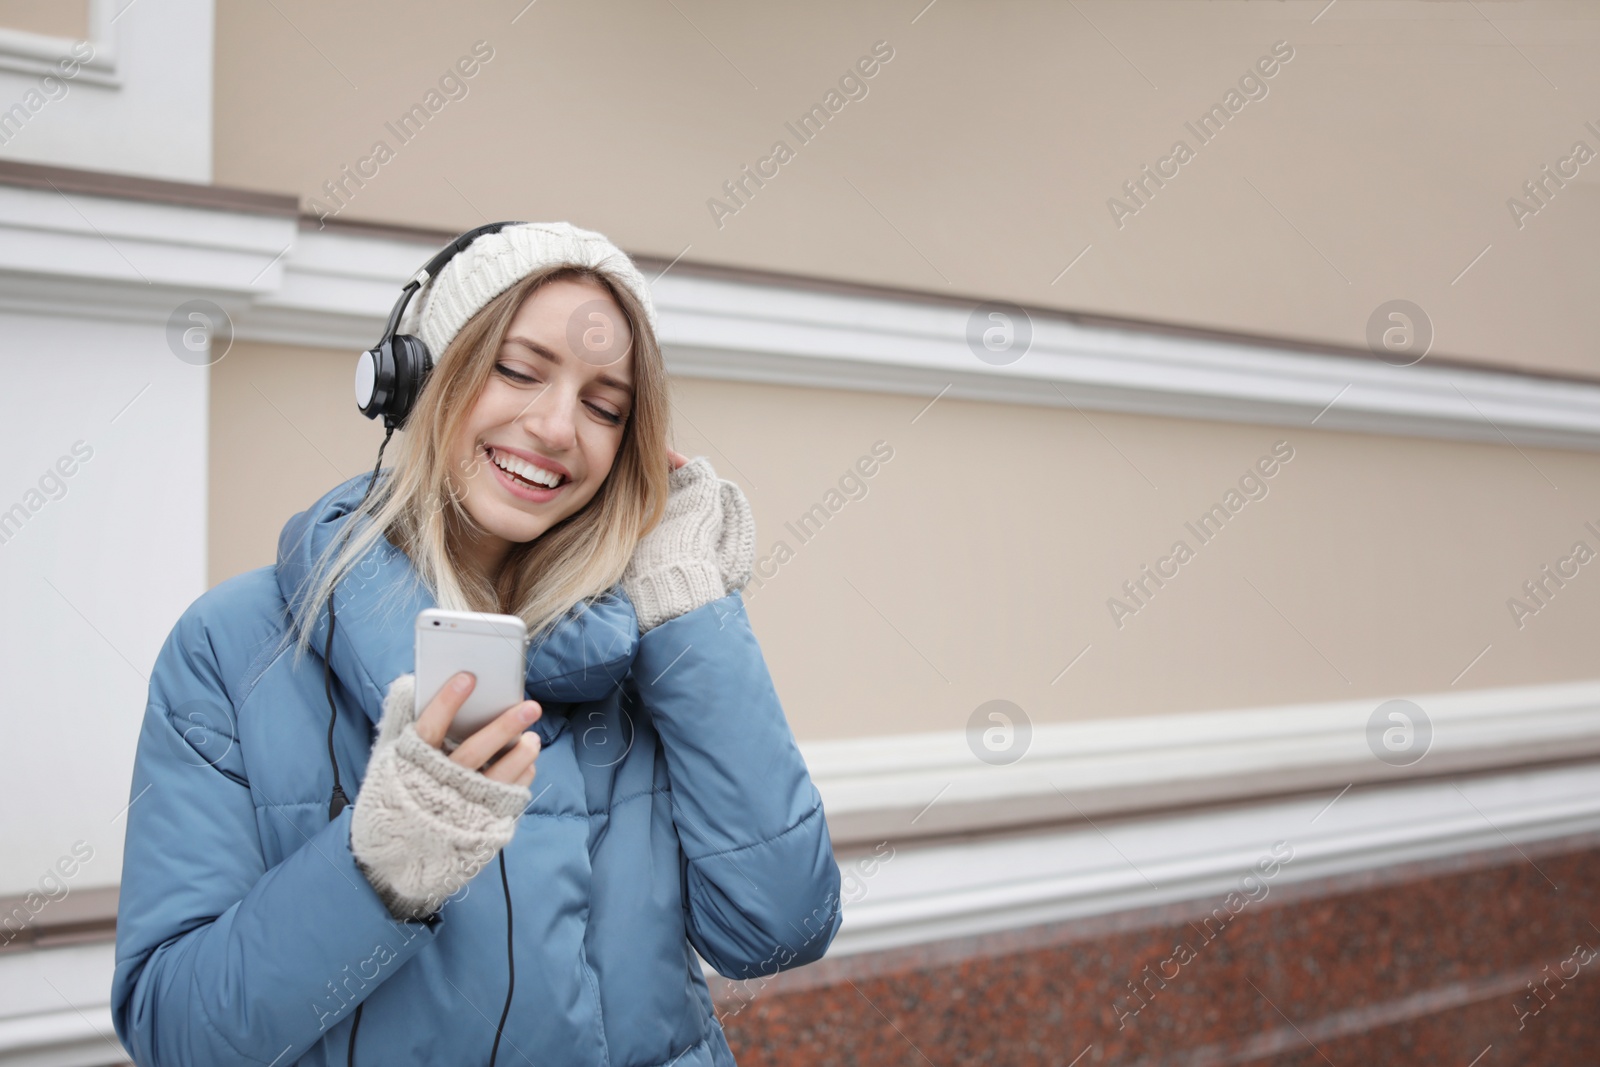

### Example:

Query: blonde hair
xmin=288 ymin=265 xmax=671 ymax=655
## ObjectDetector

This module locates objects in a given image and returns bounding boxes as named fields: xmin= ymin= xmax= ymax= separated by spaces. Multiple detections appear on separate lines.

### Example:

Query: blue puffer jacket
xmin=111 ymin=472 xmax=843 ymax=1066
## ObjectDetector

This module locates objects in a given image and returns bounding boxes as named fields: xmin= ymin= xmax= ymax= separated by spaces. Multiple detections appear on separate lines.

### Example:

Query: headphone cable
xmin=324 ymin=594 xmax=350 ymax=819
xmin=346 ymin=1003 xmax=364 ymax=1067
xmin=322 ymin=425 xmax=393 ymax=1065
xmin=324 ymin=425 xmax=395 ymax=819
xmin=488 ymin=851 xmax=516 ymax=1067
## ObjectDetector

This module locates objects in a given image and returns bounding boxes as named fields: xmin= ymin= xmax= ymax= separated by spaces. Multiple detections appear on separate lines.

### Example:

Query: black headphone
xmin=334 ymin=221 xmax=530 ymax=816
xmin=353 ymin=220 xmax=527 ymax=429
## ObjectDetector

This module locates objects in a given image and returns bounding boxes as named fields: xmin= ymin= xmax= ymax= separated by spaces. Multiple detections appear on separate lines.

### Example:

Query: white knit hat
xmin=397 ymin=221 xmax=658 ymax=363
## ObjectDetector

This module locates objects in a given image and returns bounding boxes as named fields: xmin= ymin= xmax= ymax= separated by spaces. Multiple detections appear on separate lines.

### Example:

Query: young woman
xmin=110 ymin=222 xmax=843 ymax=1066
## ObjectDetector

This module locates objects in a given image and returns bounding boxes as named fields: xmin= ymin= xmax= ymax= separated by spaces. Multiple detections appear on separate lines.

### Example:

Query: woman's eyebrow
xmin=504 ymin=335 xmax=635 ymax=395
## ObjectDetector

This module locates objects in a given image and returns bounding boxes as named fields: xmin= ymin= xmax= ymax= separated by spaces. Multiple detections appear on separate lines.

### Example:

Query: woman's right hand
xmin=350 ymin=671 xmax=544 ymax=921
xmin=413 ymin=671 xmax=543 ymax=788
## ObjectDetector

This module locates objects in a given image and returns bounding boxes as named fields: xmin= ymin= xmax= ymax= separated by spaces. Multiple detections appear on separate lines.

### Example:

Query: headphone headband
xmin=354 ymin=220 xmax=528 ymax=429
xmin=413 ymin=220 xmax=519 ymax=289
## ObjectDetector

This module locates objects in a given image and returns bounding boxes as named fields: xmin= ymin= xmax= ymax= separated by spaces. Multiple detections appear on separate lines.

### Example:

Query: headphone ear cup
xmin=387 ymin=334 xmax=434 ymax=429
xmin=359 ymin=222 xmax=521 ymax=428
xmin=355 ymin=342 xmax=396 ymax=421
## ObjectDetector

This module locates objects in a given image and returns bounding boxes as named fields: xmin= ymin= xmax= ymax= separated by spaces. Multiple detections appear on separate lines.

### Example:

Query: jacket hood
xmin=275 ymin=471 xmax=639 ymax=745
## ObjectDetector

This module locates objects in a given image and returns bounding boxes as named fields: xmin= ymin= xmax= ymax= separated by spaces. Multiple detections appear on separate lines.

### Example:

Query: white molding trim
xmin=242 ymin=227 xmax=1600 ymax=452
xmin=818 ymin=758 xmax=1600 ymax=961
xmin=0 ymin=1007 xmax=121 ymax=1067
xmin=0 ymin=0 xmax=118 ymax=86
xmin=654 ymin=273 xmax=1600 ymax=452
xmin=2 ymin=193 xmax=1600 ymax=451
xmin=0 ymin=184 xmax=296 ymax=326
xmin=240 ymin=227 xmax=448 ymax=351
xmin=804 ymin=678 xmax=1600 ymax=848
xmin=0 ymin=941 xmax=124 ymax=1065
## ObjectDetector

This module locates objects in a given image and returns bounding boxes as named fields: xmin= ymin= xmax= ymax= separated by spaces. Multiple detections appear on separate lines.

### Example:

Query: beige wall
xmin=0 ymin=0 xmax=86 ymax=38
xmin=209 ymin=341 xmax=390 ymax=587
xmin=212 ymin=340 xmax=1600 ymax=743
xmin=215 ymin=1 xmax=1600 ymax=380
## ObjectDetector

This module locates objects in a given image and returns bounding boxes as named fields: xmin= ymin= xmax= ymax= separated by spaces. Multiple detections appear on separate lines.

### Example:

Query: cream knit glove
xmin=621 ymin=456 xmax=755 ymax=634
xmin=350 ymin=673 xmax=532 ymax=922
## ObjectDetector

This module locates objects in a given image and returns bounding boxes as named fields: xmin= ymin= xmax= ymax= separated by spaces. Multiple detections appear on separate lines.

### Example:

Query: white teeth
xmin=489 ymin=449 xmax=564 ymax=488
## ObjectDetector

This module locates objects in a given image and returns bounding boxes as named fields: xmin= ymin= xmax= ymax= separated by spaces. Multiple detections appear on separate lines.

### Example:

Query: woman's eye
xmin=495 ymin=362 xmax=538 ymax=385
xmin=496 ymin=362 xmax=623 ymax=424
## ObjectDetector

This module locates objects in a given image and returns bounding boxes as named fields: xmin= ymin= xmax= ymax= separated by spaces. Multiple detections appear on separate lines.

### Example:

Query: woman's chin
xmin=488 ymin=514 xmax=551 ymax=546
xmin=460 ymin=497 xmax=550 ymax=546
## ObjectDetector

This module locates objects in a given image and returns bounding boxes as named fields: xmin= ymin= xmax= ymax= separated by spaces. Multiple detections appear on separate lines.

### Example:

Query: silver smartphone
xmin=414 ymin=608 xmax=529 ymax=748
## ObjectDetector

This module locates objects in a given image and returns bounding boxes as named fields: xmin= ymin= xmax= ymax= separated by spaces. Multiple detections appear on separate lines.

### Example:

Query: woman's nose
xmin=520 ymin=389 xmax=577 ymax=451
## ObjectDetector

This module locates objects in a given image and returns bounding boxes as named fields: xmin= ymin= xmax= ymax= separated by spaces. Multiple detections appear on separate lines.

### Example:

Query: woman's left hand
xmin=622 ymin=452 xmax=755 ymax=633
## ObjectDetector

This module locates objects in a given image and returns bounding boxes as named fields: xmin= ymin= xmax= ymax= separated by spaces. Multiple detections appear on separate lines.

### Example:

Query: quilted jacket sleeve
xmin=628 ymin=592 xmax=843 ymax=979
xmin=111 ymin=614 xmax=441 ymax=1067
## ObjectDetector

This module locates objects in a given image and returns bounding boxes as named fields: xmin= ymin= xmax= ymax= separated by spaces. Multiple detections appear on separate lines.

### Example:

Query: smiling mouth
xmin=484 ymin=446 xmax=569 ymax=491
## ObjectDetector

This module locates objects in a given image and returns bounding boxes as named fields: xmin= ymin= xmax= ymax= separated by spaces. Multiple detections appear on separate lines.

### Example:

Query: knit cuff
xmin=717 ymin=478 xmax=755 ymax=592
xmin=669 ymin=456 xmax=710 ymax=493
xmin=350 ymin=716 xmax=532 ymax=922
xmin=353 ymin=849 xmax=447 ymax=923
xmin=627 ymin=558 xmax=727 ymax=634
xmin=392 ymin=726 xmax=534 ymax=819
